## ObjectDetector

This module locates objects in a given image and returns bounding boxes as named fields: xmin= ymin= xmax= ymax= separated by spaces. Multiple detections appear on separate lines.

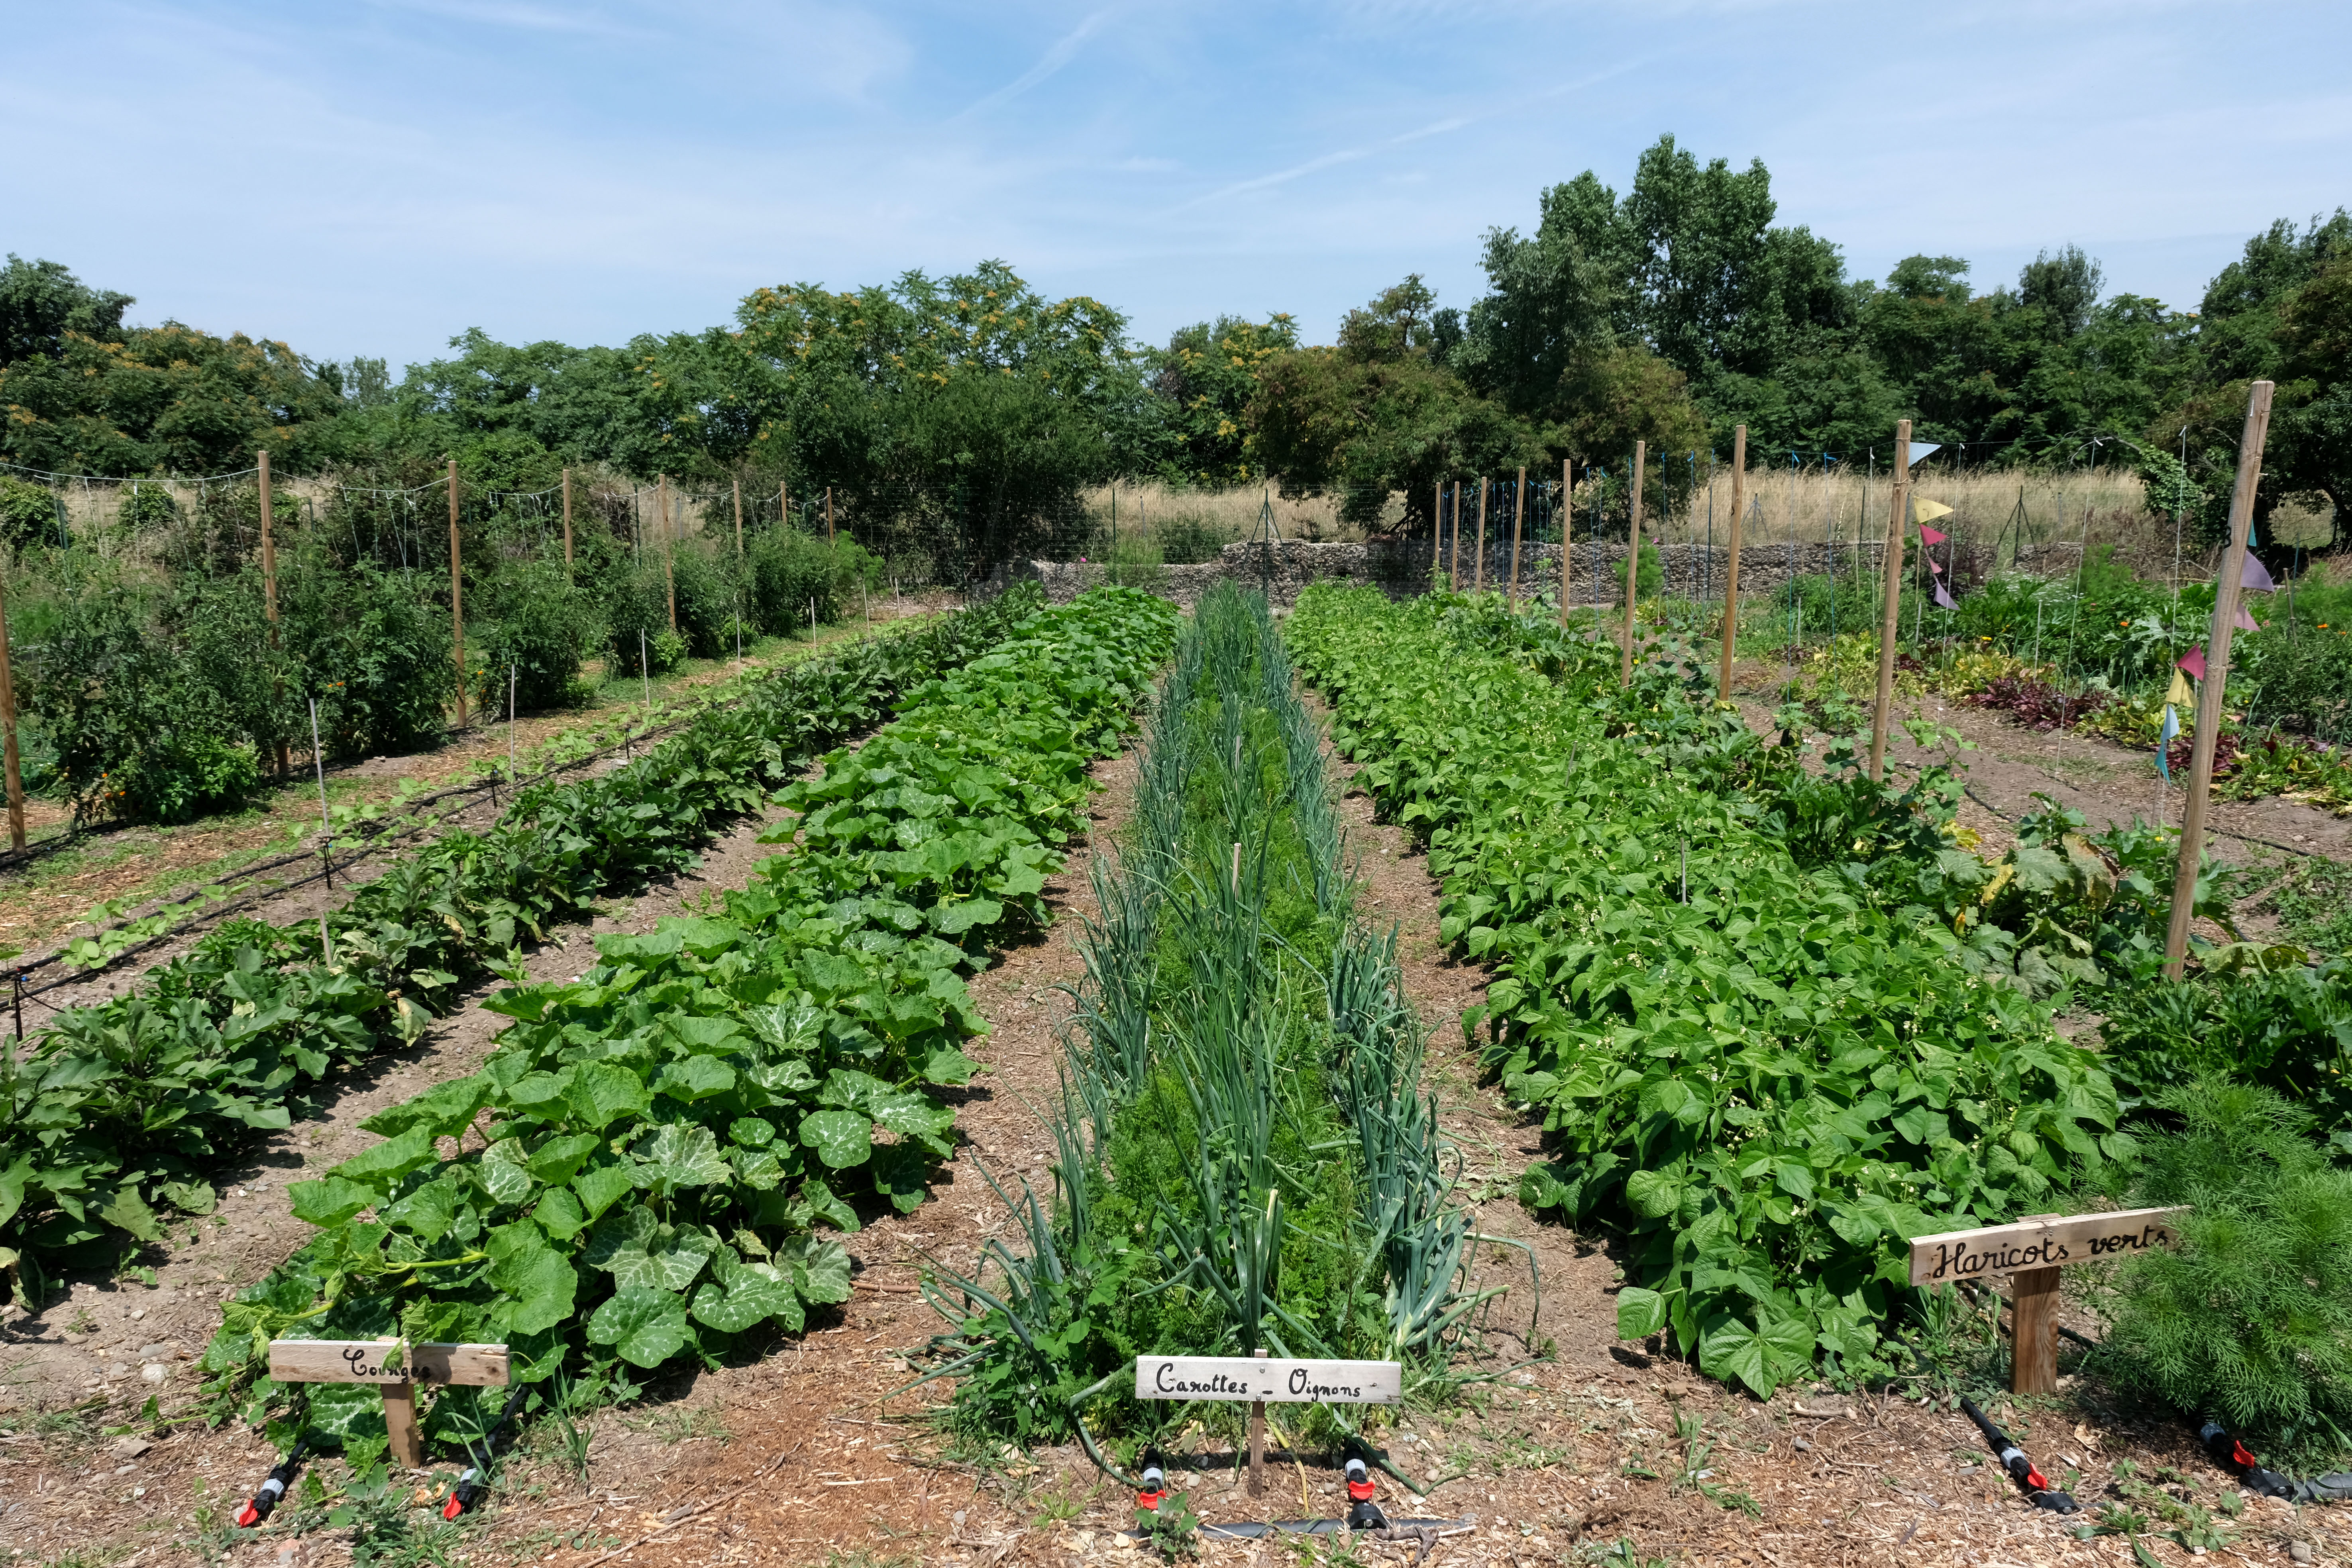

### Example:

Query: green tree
xmin=0 ymin=255 xmax=133 ymax=367
xmin=1143 ymin=313 xmax=1300 ymax=484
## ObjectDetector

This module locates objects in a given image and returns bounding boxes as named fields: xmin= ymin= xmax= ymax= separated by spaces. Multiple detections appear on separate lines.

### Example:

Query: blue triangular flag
xmin=2158 ymin=704 xmax=2180 ymax=782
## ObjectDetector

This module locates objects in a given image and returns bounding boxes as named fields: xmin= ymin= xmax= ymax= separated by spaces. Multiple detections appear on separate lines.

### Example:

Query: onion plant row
xmin=921 ymin=584 xmax=1516 ymax=1455
xmin=1286 ymin=585 xmax=2131 ymax=1398
xmin=185 ymin=587 xmax=1178 ymax=1468
xmin=0 ymin=587 xmax=1048 ymax=1303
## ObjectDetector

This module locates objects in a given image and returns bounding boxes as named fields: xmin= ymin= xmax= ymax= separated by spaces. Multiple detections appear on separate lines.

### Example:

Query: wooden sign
xmin=1908 ymin=1208 xmax=2185 ymax=1396
xmin=1135 ymin=1355 xmax=1400 ymax=1405
xmin=267 ymin=1339 xmax=509 ymax=1468
xmin=1906 ymin=1208 xmax=2185 ymax=1287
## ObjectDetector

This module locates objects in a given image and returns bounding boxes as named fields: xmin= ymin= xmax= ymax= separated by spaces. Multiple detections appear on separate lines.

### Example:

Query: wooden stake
xmin=1473 ymin=477 xmax=1488 ymax=594
xmin=1447 ymin=481 xmax=1461 ymax=591
xmin=1717 ymin=426 xmax=1747 ymax=702
xmin=780 ymin=480 xmax=789 ymax=532
xmin=1248 ymin=1347 xmax=1268 ymax=1497
xmin=1560 ymin=458 xmax=1573 ymax=627
xmin=383 ymin=1378 xmax=422 ymax=1469
xmin=1867 ymin=422 xmax=1911 ymax=782
xmin=2010 ymin=1213 xmax=2062 ymax=1395
xmin=825 ymin=486 xmax=835 ymax=544
xmin=561 ymin=467 xmax=573 ymax=566
xmin=0 ymin=559 xmax=23 ymax=851
xmin=732 ymin=478 xmax=744 ymax=557
xmin=259 ymin=450 xmax=290 ymax=773
xmin=660 ymin=474 xmax=677 ymax=633
xmin=448 ymin=457 xmax=467 ymax=727
xmin=1431 ymin=479 xmax=1442 ymax=585
xmin=1619 ymin=440 xmax=1645 ymax=688
xmin=1507 ymin=466 xmax=1526 ymax=607
xmin=2165 ymin=380 xmax=2274 ymax=977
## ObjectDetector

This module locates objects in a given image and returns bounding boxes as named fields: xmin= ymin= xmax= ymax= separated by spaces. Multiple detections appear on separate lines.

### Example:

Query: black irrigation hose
xmin=2195 ymin=1417 xmax=2352 ymax=1503
xmin=1958 ymin=1395 xmax=2080 ymax=1513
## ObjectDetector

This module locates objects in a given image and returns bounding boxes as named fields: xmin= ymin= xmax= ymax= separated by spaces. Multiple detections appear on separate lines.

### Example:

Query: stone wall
xmin=986 ymin=536 xmax=1903 ymax=609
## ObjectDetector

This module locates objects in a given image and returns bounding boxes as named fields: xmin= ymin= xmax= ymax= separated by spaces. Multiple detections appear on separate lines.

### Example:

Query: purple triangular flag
xmin=2235 ymin=604 xmax=2259 ymax=632
xmin=1934 ymin=581 xmax=1957 ymax=610
xmin=2242 ymin=552 xmax=2276 ymax=593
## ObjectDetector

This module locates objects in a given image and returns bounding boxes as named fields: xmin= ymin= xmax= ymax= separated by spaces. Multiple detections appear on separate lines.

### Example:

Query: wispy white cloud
xmin=954 ymin=9 xmax=1115 ymax=120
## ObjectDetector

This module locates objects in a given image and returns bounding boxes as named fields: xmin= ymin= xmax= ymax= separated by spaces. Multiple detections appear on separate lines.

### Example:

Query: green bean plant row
xmin=920 ymin=585 xmax=1519 ymax=1456
xmin=0 ymin=587 xmax=1048 ymax=1304
xmin=186 ymin=587 xmax=1178 ymax=1467
xmin=1286 ymin=584 xmax=2134 ymax=1398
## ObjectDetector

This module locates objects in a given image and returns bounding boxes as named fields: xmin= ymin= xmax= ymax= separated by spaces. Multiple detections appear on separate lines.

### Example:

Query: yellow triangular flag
xmin=1912 ymin=496 xmax=1954 ymax=524
xmin=2165 ymin=669 xmax=2193 ymax=708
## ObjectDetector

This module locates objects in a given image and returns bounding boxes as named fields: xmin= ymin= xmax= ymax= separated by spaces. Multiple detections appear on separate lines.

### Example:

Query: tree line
xmin=3 ymin=133 xmax=2344 ymax=548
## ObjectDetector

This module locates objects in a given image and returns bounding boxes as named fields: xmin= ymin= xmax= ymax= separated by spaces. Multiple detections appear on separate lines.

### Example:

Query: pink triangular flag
xmin=2242 ymin=553 xmax=2276 ymax=593
xmin=1934 ymin=581 xmax=1957 ymax=610
xmin=2234 ymin=604 xmax=2259 ymax=632
xmin=2178 ymin=645 xmax=2207 ymax=680
xmin=1928 ymin=556 xmax=1944 ymax=573
xmin=1919 ymin=525 xmax=1948 ymax=546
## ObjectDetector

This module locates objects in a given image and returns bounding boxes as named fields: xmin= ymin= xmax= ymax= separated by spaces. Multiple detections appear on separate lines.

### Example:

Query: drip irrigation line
xmin=1958 ymin=780 xmax=2328 ymax=860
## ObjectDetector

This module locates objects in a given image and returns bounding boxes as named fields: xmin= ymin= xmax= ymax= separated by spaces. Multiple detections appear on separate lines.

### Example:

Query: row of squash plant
xmin=194 ymin=587 xmax=1180 ymax=1468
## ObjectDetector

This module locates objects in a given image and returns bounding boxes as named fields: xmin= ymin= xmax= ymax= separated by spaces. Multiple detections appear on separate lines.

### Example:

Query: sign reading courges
xmin=1135 ymin=1355 xmax=1400 ymax=1405
xmin=1906 ymin=1207 xmax=2186 ymax=1287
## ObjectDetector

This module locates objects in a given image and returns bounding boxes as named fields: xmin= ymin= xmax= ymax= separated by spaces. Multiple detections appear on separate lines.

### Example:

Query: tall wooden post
xmin=1560 ymin=458 xmax=1573 ymax=626
xmin=2164 ymin=381 xmax=2275 ymax=977
xmin=1619 ymin=440 xmax=1646 ymax=688
xmin=0 ymin=561 xmax=24 ymax=851
xmin=1717 ymin=426 xmax=1748 ymax=702
xmin=780 ymin=481 xmax=789 ymax=532
xmin=1507 ymin=467 xmax=1527 ymax=607
xmin=1472 ymin=478 xmax=1488 ymax=593
xmin=659 ymin=475 xmax=677 ymax=632
xmin=448 ymin=457 xmax=467 ymax=726
xmin=1431 ymin=479 xmax=1442 ymax=585
xmin=258 ymin=450 xmax=290 ymax=772
xmin=560 ymin=467 xmax=574 ymax=566
xmin=825 ymin=487 xmax=835 ymax=545
xmin=732 ymin=479 xmax=744 ymax=557
xmin=1867 ymin=422 xmax=1912 ymax=782
xmin=1447 ymin=482 xmax=1461 ymax=591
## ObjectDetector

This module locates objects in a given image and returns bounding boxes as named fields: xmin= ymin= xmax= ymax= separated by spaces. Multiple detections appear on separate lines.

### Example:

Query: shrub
xmin=116 ymin=482 xmax=178 ymax=533
xmin=283 ymin=562 xmax=457 ymax=757
xmin=748 ymin=528 xmax=840 ymax=632
xmin=1152 ymin=512 xmax=1226 ymax=565
xmin=2100 ymin=1080 xmax=2352 ymax=1461
xmin=24 ymin=569 xmax=263 ymax=822
xmin=667 ymin=544 xmax=740 ymax=659
xmin=0 ymin=476 xmax=60 ymax=553
xmin=473 ymin=561 xmax=597 ymax=714
xmin=605 ymin=563 xmax=685 ymax=677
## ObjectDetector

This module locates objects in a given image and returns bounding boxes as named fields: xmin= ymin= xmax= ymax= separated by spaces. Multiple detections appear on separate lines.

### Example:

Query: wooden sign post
xmin=1137 ymin=1352 xmax=1400 ymax=1498
xmin=1716 ymin=426 xmax=1747 ymax=703
xmin=1908 ymin=1209 xmax=2184 ymax=1393
xmin=267 ymin=1339 xmax=510 ymax=1470
xmin=2165 ymin=381 xmax=2274 ymax=977
xmin=1619 ymin=440 xmax=1646 ymax=688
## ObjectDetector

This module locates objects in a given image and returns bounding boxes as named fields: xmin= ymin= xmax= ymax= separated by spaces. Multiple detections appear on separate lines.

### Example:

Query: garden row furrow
xmin=191 ymin=587 xmax=1179 ymax=1471
xmin=0 ymin=588 xmax=1048 ymax=1301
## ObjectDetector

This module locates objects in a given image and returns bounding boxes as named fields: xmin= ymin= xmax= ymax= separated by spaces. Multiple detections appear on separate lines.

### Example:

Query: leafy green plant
xmin=1134 ymin=1490 xmax=1202 ymax=1560
xmin=472 ymin=560 xmax=597 ymax=714
xmin=2100 ymin=957 xmax=2352 ymax=1134
xmin=2097 ymin=1079 xmax=2352 ymax=1464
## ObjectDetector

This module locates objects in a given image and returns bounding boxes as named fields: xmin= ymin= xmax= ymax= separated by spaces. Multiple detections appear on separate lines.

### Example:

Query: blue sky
xmin=4 ymin=1 xmax=2347 ymax=370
